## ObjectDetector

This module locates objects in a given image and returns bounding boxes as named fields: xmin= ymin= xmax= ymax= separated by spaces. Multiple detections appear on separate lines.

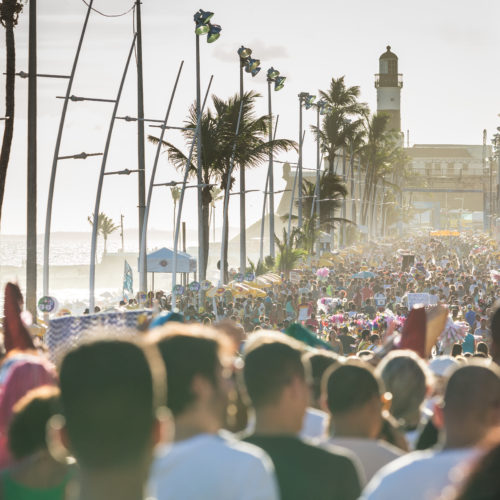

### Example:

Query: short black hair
xmin=153 ymin=324 xmax=225 ymax=416
xmin=303 ymin=351 xmax=339 ymax=402
xmin=243 ymin=334 xmax=306 ymax=408
xmin=8 ymin=386 xmax=61 ymax=459
xmin=324 ymin=362 xmax=381 ymax=414
xmin=60 ymin=339 xmax=164 ymax=470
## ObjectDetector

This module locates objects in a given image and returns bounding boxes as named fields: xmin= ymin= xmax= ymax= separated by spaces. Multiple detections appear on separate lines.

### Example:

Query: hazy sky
xmin=1 ymin=0 xmax=500 ymax=237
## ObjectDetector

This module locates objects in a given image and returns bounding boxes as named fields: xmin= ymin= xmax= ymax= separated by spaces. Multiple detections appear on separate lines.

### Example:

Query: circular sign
xmin=159 ymin=259 xmax=168 ymax=267
xmin=235 ymin=273 xmax=244 ymax=282
xmin=173 ymin=284 xmax=184 ymax=295
xmin=189 ymin=281 xmax=200 ymax=292
xmin=200 ymin=280 xmax=212 ymax=291
xmin=38 ymin=296 xmax=57 ymax=313
xmin=245 ymin=272 xmax=255 ymax=282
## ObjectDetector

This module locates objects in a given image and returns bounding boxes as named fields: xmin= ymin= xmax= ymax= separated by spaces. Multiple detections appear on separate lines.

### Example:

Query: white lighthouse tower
xmin=375 ymin=46 xmax=403 ymax=132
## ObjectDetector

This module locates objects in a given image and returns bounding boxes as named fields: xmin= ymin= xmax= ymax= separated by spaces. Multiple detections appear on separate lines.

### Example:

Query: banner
xmin=123 ymin=260 xmax=133 ymax=298
xmin=407 ymin=293 xmax=438 ymax=310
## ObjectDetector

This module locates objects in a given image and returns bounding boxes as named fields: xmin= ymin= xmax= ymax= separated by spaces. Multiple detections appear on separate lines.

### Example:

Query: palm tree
xmin=88 ymin=212 xmax=119 ymax=255
xmin=214 ymin=91 xmax=296 ymax=281
xmin=209 ymin=186 xmax=223 ymax=242
xmin=317 ymin=76 xmax=368 ymax=175
xmin=0 ymin=0 xmax=25 ymax=222
xmin=359 ymin=113 xmax=394 ymax=228
xmin=149 ymin=90 xmax=296 ymax=281
xmin=282 ymin=171 xmax=348 ymax=247
xmin=274 ymin=228 xmax=306 ymax=278
xmin=170 ymin=186 xmax=180 ymax=246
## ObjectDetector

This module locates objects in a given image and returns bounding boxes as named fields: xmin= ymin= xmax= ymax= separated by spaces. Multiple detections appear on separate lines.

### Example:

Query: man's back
xmin=244 ymin=434 xmax=361 ymax=500
xmin=150 ymin=432 xmax=279 ymax=500
xmin=361 ymin=448 xmax=477 ymax=500
xmin=324 ymin=437 xmax=403 ymax=484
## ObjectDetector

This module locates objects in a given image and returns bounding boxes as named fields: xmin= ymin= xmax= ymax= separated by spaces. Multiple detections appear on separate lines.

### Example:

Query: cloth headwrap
xmin=2 ymin=283 xmax=35 ymax=353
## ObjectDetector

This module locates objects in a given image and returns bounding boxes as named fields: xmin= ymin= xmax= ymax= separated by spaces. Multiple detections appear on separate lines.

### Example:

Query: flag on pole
xmin=123 ymin=260 xmax=133 ymax=298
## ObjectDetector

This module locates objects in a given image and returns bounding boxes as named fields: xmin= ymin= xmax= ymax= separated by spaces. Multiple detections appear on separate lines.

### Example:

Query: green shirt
xmin=2 ymin=471 xmax=69 ymax=500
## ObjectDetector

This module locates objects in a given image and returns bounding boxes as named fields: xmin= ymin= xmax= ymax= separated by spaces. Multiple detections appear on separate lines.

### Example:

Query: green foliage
xmin=274 ymin=228 xmax=306 ymax=277
xmin=88 ymin=212 xmax=119 ymax=254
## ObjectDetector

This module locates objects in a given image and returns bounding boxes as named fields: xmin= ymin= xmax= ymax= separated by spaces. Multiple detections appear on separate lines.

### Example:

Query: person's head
xmin=454 ymin=431 xmax=500 ymax=500
xmin=302 ymin=350 xmax=339 ymax=408
xmin=8 ymin=386 xmax=61 ymax=460
xmin=477 ymin=342 xmax=489 ymax=357
xmin=451 ymin=343 xmax=463 ymax=357
xmin=375 ymin=350 xmax=429 ymax=428
xmin=59 ymin=339 xmax=166 ymax=472
xmin=323 ymin=360 xmax=386 ymax=439
xmin=242 ymin=333 xmax=310 ymax=433
xmin=439 ymin=362 xmax=500 ymax=448
xmin=361 ymin=329 xmax=371 ymax=341
xmin=151 ymin=323 xmax=233 ymax=428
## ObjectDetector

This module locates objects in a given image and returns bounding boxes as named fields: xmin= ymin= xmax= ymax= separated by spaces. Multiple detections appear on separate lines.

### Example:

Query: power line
xmin=80 ymin=0 xmax=135 ymax=18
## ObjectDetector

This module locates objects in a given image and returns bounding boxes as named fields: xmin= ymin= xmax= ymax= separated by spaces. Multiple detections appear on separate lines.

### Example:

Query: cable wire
xmin=80 ymin=0 xmax=135 ymax=18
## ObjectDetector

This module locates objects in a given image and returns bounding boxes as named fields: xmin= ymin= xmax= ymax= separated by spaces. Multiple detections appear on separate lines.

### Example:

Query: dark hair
xmin=451 ymin=343 xmax=463 ymax=357
xmin=455 ymin=434 xmax=500 ymax=499
xmin=8 ymin=386 xmax=61 ymax=459
xmin=154 ymin=325 xmax=223 ymax=416
xmin=477 ymin=342 xmax=489 ymax=356
xmin=60 ymin=339 xmax=163 ymax=470
xmin=243 ymin=335 xmax=306 ymax=408
xmin=324 ymin=362 xmax=381 ymax=414
xmin=303 ymin=351 xmax=339 ymax=402
xmin=444 ymin=364 xmax=500 ymax=418
xmin=361 ymin=329 xmax=371 ymax=340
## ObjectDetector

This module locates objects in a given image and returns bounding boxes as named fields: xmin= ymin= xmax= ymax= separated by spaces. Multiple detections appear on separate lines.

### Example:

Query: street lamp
xmin=237 ymin=45 xmax=261 ymax=273
xmin=297 ymin=92 xmax=315 ymax=226
xmin=193 ymin=9 xmax=221 ymax=290
xmin=266 ymin=67 xmax=286 ymax=259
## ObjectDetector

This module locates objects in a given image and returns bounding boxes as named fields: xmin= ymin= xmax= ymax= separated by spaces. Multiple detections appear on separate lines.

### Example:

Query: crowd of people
xmin=2 ymin=232 xmax=500 ymax=499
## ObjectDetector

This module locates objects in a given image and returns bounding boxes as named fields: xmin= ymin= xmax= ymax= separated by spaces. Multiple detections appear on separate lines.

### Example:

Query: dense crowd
xmin=2 ymin=232 xmax=500 ymax=499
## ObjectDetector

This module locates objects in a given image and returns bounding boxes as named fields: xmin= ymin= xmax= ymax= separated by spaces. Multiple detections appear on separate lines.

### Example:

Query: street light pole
xmin=195 ymin=33 xmax=205 ymax=284
xmin=298 ymin=96 xmax=303 ymax=227
xmin=234 ymin=46 xmax=260 ymax=273
xmin=192 ymin=9 xmax=221 ymax=288
xmin=267 ymin=78 xmax=274 ymax=259
xmin=136 ymin=0 xmax=147 ymax=293
xmin=239 ymin=61 xmax=246 ymax=273
xmin=26 ymin=0 xmax=37 ymax=318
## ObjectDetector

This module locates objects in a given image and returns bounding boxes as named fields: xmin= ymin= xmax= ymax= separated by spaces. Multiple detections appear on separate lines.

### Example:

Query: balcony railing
xmin=374 ymin=73 xmax=403 ymax=88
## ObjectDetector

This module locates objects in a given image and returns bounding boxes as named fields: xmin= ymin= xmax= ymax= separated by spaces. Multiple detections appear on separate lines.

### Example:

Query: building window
xmin=388 ymin=59 xmax=397 ymax=74
xmin=447 ymin=162 xmax=454 ymax=175
xmin=425 ymin=162 xmax=432 ymax=177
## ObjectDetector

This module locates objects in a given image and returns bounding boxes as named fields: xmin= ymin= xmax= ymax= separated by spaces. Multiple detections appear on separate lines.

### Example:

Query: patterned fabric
xmin=45 ymin=310 xmax=152 ymax=364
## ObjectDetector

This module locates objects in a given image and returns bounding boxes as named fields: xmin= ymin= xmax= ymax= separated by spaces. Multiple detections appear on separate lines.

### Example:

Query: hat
xmin=149 ymin=311 xmax=184 ymax=329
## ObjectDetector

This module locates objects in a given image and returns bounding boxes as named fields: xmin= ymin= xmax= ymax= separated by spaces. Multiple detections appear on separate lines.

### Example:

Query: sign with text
xmin=407 ymin=293 xmax=438 ymax=310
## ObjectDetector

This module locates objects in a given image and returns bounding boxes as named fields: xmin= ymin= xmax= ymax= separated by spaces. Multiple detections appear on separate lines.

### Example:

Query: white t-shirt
xmin=361 ymin=448 xmax=478 ymax=500
xmin=300 ymin=407 xmax=329 ymax=441
xmin=149 ymin=432 xmax=279 ymax=500
xmin=323 ymin=437 xmax=403 ymax=484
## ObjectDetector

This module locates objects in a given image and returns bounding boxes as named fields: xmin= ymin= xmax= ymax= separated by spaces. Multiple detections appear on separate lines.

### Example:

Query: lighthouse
xmin=375 ymin=46 xmax=403 ymax=132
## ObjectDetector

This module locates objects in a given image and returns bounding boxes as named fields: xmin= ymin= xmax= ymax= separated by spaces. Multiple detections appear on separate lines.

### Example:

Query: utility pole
xmin=136 ymin=0 xmax=147 ymax=292
xmin=26 ymin=0 xmax=37 ymax=319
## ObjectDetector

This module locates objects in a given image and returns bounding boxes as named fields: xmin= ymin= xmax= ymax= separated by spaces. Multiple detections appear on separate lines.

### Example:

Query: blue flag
xmin=123 ymin=260 xmax=133 ymax=298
